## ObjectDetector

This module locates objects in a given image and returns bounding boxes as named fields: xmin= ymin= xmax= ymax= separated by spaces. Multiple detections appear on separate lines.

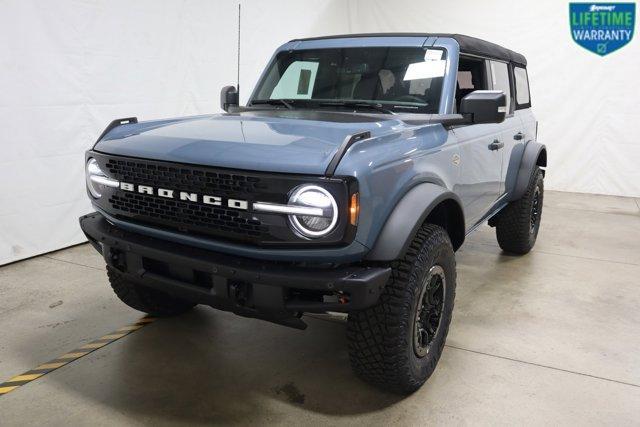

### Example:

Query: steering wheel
xmin=393 ymin=95 xmax=427 ymax=104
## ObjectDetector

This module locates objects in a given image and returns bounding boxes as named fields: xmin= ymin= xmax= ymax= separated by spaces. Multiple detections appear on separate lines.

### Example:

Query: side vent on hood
xmin=95 ymin=117 xmax=138 ymax=144
xmin=325 ymin=131 xmax=371 ymax=177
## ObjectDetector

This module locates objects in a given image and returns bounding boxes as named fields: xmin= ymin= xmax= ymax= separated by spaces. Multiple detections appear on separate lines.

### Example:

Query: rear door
xmin=488 ymin=60 xmax=523 ymax=198
xmin=507 ymin=66 xmax=536 ymax=196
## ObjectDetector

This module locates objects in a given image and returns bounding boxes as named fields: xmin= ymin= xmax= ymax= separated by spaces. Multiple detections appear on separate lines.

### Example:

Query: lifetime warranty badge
xmin=570 ymin=3 xmax=636 ymax=56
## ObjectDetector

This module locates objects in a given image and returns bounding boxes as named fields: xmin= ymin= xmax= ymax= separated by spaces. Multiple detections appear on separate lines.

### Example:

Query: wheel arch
xmin=366 ymin=183 xmax=465 ymax=261
xmin=537 ymin=147 xmax=547 ymax=170
xmin=509 ymin=141 xmax=547 ymax=201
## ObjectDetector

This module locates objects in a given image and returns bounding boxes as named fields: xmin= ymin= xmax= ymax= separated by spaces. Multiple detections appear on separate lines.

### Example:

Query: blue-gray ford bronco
xmin=80 ymin=33 xmax=546 ymax=393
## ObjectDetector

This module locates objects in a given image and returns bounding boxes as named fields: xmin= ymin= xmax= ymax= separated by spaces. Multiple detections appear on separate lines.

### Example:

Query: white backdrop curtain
xmin=0 ymin=0 xmax=349 ymax=265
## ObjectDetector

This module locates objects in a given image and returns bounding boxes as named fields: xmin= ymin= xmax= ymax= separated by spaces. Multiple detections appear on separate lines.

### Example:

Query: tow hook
xmin=338 ymin=292 xmax=350 ymax=305
xmin=107 ymin=248 xmax=126 ymax=271
xmin=229 ymin=281 xmax=251 ymax=306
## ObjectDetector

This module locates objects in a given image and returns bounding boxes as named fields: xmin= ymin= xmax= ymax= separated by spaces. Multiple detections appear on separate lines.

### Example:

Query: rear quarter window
xmin=514 ymin=67 xmax=531 ymax=109
xmin=490 ymin=61 xmax=512 ymax=114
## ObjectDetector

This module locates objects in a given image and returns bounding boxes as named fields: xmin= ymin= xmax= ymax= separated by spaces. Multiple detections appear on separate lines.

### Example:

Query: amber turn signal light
xmin=349 ymin=192 xmax=359 ymax=226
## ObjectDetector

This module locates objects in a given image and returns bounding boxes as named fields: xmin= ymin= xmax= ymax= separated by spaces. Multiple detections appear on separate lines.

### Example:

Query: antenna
xmin=236 ymin=2 xmax=241 ymax=92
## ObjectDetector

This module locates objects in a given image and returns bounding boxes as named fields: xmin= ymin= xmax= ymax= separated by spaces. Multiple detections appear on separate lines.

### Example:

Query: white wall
xmin=346 ymin=0 xmax=640 ymax=198
xmin=0 ymin=0 xmax=349 ymax=265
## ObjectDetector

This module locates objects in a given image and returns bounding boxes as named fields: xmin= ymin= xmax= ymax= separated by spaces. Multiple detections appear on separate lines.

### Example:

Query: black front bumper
xmin=80 ymin=213 xmax=390 ymax=329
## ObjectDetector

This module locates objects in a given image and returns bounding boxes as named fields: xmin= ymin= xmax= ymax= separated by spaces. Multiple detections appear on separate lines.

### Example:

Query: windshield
xmin=251 ymin=47 xmax=447 ymax=114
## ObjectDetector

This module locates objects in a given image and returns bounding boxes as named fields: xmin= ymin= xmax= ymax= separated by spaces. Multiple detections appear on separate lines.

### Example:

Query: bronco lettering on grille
xmin=119 ymin=182 xmax=249 ymax=210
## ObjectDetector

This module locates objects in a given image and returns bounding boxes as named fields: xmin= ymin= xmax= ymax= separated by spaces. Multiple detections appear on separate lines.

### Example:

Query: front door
xmin=451 ymin=56 xmax=503 ymax=229
xmin=453 ymin=123 xmax=503 ymax=229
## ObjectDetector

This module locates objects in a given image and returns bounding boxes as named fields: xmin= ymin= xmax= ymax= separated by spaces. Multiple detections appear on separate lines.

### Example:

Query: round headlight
xmin=288 ymin=185 xmax=338 ymax=238
xmin=86 ymin=158 xmax=119 ymax=198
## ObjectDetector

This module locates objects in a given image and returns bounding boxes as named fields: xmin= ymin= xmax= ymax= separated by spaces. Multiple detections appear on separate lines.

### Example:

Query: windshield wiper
xmin=250 ymin=99 xmax=294 ymax=109
xmin=318 ymin=101 xmax=394 ymax=114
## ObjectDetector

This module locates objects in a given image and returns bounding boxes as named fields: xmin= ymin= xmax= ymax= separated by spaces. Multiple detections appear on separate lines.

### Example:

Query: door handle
xmin=514 ymin=132 xmax=524 ymax=140
xmin=489 ymin=140 xmax=504 ymax=150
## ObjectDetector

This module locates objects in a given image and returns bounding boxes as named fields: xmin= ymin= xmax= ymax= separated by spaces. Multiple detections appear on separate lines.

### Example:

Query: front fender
xmin=366 ymin=183 xmax=463 ymax=261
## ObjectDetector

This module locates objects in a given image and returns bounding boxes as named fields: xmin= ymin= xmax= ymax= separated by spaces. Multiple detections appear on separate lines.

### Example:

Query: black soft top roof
xmin=290 ymin=33 xmax=527 ymax=66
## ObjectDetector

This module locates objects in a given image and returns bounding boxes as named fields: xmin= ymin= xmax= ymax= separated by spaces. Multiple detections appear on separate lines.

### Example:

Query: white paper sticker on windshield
xmin=403 ymin=60 xmax=446 ymax=81
xmin=424 ymin=49 xmax=443 ymax=60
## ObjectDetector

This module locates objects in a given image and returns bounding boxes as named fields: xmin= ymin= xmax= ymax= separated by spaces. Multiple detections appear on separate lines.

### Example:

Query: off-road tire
xmin=495 ymin=167 xmax=544 ymax=254
xmin=347 ymin=224 xmax=456 ymax=394
xmin=107 ymin=266 xmax=196 ymax=316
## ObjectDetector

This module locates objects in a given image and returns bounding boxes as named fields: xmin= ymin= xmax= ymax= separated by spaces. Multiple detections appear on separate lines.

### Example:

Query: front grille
xmin=99 ymin=157 xmax=280 ymax=243
xmin=105 ymin=159 xmax=264 ymax=196
xmin=91 ymin=152 xmax=353 ymax=247
xmin=109 ymin=192 xmax=266 ymax=238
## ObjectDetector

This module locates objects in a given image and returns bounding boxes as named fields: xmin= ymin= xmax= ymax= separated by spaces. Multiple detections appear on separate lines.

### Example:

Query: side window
xmin=457 ymin=71 xmax=475 ymax=89
xmin=455 ymin=57 xmax=489 ymax=112
xmin=490 ymin=61 xmax=512 ymax=114
xmin=270 ymin=61 xmax=319 ymax=99
xmin=514 ymin=66 xmax=531 ymax=108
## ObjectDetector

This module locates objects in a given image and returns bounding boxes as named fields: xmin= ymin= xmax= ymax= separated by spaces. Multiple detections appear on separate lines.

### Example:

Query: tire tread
xmin=347 ymin=224 xmax=456 ymax=394
xmin=495 ymin=168 xmax=544 ymax=254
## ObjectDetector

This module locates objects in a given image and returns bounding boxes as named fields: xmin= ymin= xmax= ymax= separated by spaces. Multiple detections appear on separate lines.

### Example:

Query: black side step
xmin=325 ymin=131 xmax=371 ymax=177
xmin=95 ymin=117 xmax=138 ymax=143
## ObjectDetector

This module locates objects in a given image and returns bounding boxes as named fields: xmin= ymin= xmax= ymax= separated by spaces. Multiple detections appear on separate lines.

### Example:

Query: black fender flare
xmin=366 ymin=183 xmax=465 ymax=261
xmin=509 ymin=141 xmax=547 ymax=201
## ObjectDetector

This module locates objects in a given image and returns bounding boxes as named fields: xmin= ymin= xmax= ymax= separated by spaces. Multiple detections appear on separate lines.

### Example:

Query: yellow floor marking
xmin=0 ymin=316 xmax=154 ymax=398
xmin=59 ymin=352 xmax=89 ymax=359
xmin=118 ymin=325 xmax=143 ymax=331
xmin=100 ymin=333 xmax=127 ymax=340
xmin=80 ymin=342 xmax=109 ymax=349
xmin=8 ymin=373 xmax=43 ymax=382
xmin=35 ymin=362 xmax=68 ymax=370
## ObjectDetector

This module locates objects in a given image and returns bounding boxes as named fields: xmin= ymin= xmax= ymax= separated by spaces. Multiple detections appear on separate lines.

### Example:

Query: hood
xmin=94 ymin=110 xmax=407 ymax=175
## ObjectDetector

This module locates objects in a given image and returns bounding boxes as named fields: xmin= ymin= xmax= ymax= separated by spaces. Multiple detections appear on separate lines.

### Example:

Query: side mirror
xmin=460 ymin=90 xmax=507 ymax=124
xmin=220 ymin=85 xmax=239 ymax=112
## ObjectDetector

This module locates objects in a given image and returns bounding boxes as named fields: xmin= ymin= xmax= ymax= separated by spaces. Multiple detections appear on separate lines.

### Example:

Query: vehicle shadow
xmin=16 ymin=307 xmax=403 ymax=424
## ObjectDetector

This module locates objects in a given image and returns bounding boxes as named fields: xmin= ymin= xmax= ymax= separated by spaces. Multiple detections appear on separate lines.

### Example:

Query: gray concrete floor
xmin=1 ymin=190 xmax=639 ymax=425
